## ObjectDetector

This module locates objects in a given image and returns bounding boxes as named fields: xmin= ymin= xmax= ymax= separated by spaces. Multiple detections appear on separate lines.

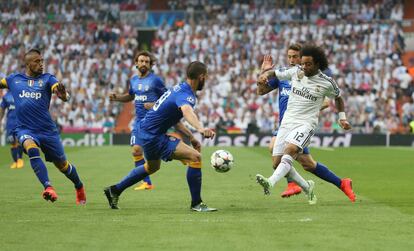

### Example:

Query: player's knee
xmin=55 ymin=160 xmax=69 ymax=172
xmin=27 ymin=147 xmax=40 ymax=158
xmin=144 ymin=163 xmax=160 ymax=174
xmin=132 ymin=145 xmax=143 ymax=156
xmin=284 ymin=144 xmax=299 ymax=156
xmin=189 ymin=152 xmax=201 ymax=163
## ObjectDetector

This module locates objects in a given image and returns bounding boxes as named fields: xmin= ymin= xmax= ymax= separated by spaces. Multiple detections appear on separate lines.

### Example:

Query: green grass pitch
xmin=0 ymin=146 xmax=413 ymax=251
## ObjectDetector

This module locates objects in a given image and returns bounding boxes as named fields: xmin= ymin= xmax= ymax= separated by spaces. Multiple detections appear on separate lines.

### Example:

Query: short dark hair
xmin=288 ymin=43 xmax=301 ymax=52
xmin=186 ymin=61 xmax=207 ymax=79
xmin=134 ymin=50 xmax=155 ymax=66
xmin=300 ymin=45 xmax=328 ymax=71
xmin=25 ymin=48 xmax=41 ymax=57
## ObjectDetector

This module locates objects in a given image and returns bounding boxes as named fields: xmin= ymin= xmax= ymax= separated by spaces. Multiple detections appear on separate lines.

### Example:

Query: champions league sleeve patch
xmin=186 ymin=96 xmax=195 ymax=104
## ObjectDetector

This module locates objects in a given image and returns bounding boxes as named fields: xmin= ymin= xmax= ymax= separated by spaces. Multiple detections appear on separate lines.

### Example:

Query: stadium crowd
xmin=0 ymin=0 xmax=413 ymax=134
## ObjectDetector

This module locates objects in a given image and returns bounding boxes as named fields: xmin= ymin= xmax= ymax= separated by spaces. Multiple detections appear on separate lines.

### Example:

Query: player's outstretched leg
xmin=305 ymin=160 xmax=356 ymax=202
xmin=104 ymin=162 xmax=154 ymax=209
xmin=256 ymin=155 xmax=294 ymax=195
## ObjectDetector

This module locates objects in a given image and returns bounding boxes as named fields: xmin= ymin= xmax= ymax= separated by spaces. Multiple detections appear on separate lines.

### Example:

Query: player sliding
xmin=257 ymin=44 xmax=356 ymax=202
xmin=104 ymin=61 xmax=217 ymax=212
xmin=0 ymin=49 xmax=86 ymax=204
xmin=256 ymin=45 xmax=354 ymax=204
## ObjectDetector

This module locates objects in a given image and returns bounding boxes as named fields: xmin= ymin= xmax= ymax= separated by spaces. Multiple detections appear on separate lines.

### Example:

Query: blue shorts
xmin=137 ymin=133 xmax=180 ymax=162
xmin=272 ymin=129 xmax=310 ymax=154
xmin=17 ymin=129 xmax=66 ymax=162
xmin=5 ymin=129 xmax=18 ymax=144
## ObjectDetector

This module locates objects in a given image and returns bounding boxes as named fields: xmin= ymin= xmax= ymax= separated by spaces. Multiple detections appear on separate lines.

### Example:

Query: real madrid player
xmin=256 ymin=45 xmax=354 ymax=204
xmin=257 ymin=44 xmax=355 ymax=202
xmin=0 ymin=49 xmax=86 ymax=204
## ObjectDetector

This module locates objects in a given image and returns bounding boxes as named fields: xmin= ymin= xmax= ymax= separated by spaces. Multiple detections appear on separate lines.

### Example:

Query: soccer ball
xmin=211 ymin=150 xmax=234 ymax=173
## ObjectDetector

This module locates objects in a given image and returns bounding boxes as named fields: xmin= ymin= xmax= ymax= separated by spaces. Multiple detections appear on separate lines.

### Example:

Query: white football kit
xmin=272 ymin=66 xmax=341 ymax=156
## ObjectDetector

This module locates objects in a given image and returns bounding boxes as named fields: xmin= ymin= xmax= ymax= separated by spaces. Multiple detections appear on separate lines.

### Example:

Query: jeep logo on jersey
xmin=135 ymin=95 xmax=147 ymax=101
xmin=19 ymin=90 xmax=42 ymax=99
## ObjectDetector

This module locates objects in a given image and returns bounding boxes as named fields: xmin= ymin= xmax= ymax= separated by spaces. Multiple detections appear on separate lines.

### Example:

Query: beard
xmin=197 ymin=79 xmax=205 ymax=91
xmin=138 ymin=66 xmax=148 ymax=75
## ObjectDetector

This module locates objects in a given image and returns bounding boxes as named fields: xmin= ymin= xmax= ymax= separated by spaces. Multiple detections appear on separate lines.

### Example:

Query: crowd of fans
xmin=0 ymin=0 xmax=413 ymax=135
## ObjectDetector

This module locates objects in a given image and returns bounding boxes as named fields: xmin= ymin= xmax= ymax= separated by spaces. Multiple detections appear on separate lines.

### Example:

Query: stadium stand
xmin=0 ymin=0 xmax=412 ymax=134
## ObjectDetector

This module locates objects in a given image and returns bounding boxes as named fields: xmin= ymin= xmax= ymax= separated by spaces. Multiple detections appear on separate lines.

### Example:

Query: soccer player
xmin=0 ymin=49 xmax=86 ymax=204
xmin=104 ymin=61 xmax=217 ymax=212
xmin=0 ymin=91 xmax=24 ymax=169
xmin=109 ymin=51 xmax=166 ymax=191
xmin=257 ymin=44 xmax=355 ymax=202
xmin=255 ymin=45 xmax=353 ymax=204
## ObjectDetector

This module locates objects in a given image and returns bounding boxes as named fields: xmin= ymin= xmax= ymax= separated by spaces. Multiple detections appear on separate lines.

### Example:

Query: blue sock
xmin=314 ymin=162 xmax=341 ymax=188
xmin=62 ymin=163 xmax=83 ymax=189
xmin=115 ymin=164 xmax=149 ymax=194
xmin=11 ymin=147 xmax=18 ymax=162
xmin=17 ymin=146 xmax=24 ymax=159
xmin=187 ymin=167 xmax=202 ymax=207
xmin=135 ymin=158 xmax=152 ymax=185
xmin=28 ymin=148 xmax=51 ymax=188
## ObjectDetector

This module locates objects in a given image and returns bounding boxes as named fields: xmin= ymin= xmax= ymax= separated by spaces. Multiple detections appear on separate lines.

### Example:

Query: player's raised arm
xmin=52 ymin=83 xmax=70 ymax=102
xmin=109 ymin=92 xmax=134 ymax=102
xmin=180 ymin=104 xmax=215 ymax=139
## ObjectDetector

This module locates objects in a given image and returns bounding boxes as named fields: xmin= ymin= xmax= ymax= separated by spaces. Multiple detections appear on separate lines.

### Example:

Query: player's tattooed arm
xmin=335 ymin=96 xmax=352 ymax=130
xmin=54 ymin=83 xmax=70 ymax=102
xmin=180 ymin=105 xmax=215 ymax=139
xmin=174 ymin=122 xmax=201 ymax=152
xmin=109 ymin=93 xmax=134 ymax=102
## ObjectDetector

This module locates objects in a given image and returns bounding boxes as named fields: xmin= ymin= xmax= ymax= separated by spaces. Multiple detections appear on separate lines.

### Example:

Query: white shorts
xmin=272 ymin=124 xmax=314 ymax=156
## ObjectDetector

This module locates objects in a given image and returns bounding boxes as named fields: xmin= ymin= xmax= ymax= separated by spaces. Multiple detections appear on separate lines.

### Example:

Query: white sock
xmin=287 ymin=166 xmax=310 ymax=193
xmin=268 ymin=155 xmax=293 ymax=187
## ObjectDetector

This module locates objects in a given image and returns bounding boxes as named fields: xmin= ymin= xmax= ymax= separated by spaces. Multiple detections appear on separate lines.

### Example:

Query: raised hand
xmin=261 ymin=54 xmax=275 ymax=73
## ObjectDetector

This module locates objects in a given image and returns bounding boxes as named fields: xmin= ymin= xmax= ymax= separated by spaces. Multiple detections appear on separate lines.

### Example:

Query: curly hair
xmin=134 ymin=50 xmax=156 ymax=66
xmin=300 ymin=45 xmax=328 ymax=71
